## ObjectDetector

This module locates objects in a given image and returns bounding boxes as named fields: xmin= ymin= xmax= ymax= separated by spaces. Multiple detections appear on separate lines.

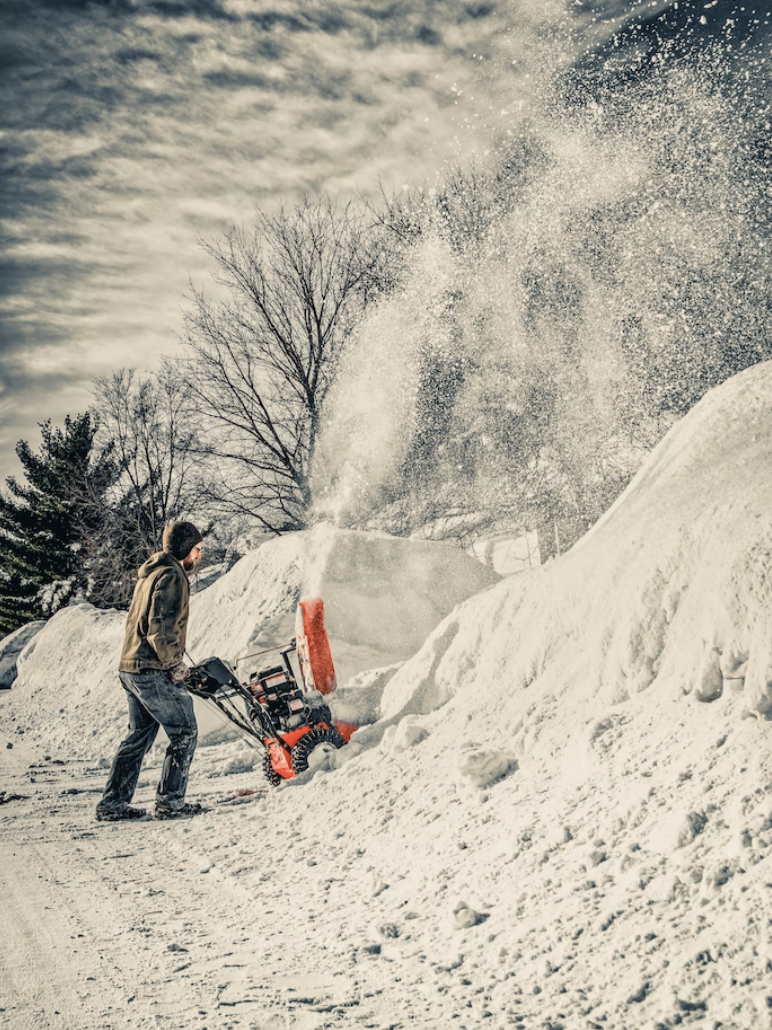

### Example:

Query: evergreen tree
xmin=0 ymin=414 xmax=115 ymax=635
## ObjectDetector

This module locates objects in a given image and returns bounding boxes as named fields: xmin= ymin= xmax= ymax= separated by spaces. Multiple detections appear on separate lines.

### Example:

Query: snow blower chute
xmin=186 ymin=599 xmax=353 ymax=784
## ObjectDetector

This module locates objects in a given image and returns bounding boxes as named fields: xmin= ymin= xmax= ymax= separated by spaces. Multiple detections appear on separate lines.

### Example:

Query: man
xmin=96 ymin=521 xmax=205 ymax=821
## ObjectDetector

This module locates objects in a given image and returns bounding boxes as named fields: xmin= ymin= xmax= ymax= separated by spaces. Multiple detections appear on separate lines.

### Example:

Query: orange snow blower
xmin=186 ymin=599 xmax=355 ymax=784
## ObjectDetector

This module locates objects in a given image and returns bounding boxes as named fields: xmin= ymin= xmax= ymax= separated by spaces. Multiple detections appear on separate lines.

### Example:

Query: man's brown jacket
xmin=118 ymin=552 xmax=190 ymax=673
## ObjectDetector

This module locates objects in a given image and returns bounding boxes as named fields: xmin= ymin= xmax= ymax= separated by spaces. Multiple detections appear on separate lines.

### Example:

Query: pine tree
xmin=0 ymin=414 xmax=115 ymax=635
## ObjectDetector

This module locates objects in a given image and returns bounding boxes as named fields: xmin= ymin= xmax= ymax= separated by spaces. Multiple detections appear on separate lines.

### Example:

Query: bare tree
xmin=368 ymin=139 xmax=545 ymax=254
xmin=92 ymin=366 xmax=204 ymax=545
xmin=181 ymin=195 xmax=388 ymax=533
xmin=82 ymin=365 xmax=208 ymax=606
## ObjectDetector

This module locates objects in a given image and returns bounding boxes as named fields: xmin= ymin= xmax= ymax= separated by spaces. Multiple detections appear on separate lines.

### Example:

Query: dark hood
xmin=137 ymin=551 xmax=184 ymax=580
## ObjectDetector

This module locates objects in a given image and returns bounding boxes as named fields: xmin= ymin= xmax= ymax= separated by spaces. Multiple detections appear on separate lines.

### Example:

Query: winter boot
xmin=96 ymin=805 xmax=148 ymax=822
xmin=154 ymin=801 xmax=206 ymax=820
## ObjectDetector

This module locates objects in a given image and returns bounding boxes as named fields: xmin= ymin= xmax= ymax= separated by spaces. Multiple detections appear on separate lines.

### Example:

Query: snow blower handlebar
xmin=233 ymin=640 xmax=296 ymax=672
xmin=185 ymin=656 xmax=276 ymax=748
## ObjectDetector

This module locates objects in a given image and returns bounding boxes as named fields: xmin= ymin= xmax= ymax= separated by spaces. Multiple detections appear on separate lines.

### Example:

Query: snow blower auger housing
xmin=186 ymin=599 xmax=349 ymax=785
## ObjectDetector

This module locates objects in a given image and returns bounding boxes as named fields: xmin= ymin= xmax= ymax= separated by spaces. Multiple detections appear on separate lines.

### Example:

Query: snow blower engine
xmin=186 ymin=599 xmax=354 ymax=784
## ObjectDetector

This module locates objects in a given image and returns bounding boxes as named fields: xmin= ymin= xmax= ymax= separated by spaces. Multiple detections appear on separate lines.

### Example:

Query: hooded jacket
xmin=118 ymin=552 xmax=191 ymax=673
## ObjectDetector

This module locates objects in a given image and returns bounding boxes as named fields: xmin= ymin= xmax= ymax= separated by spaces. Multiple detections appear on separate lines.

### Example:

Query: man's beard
xmin=182 ymin=556 xmax=196 ymax=572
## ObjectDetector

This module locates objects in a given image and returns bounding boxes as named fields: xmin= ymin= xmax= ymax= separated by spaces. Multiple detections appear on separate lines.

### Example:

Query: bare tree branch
xmin=180 ymin=195 xmax=388 ymax=532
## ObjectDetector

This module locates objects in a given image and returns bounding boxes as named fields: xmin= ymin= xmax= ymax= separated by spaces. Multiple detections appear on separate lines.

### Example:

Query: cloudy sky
xmin=5 ymin=0 xmax=697 ymax=488
xmin=0 ymin=0 xmax=519 ymax=481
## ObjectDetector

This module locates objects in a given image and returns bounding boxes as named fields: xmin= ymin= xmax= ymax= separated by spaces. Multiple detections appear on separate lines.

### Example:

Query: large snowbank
xmin=374 ymin=359 xmax=772 ymax=727
xmin=2 ymin=525 xmax=498 ymax=755
xmin=294 ymin=360 xmax=771 ymax=1026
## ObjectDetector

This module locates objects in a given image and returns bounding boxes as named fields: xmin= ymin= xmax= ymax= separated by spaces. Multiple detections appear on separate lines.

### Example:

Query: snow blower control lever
xmin=186 ymin=599 xmax=353 ymax=784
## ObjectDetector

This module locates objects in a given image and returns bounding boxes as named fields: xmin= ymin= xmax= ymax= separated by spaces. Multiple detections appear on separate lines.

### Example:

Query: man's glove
xmin=169 ymin=662 xmax=190 ymax=683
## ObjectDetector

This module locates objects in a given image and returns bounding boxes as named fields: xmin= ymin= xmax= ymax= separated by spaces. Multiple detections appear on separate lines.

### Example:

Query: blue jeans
xmin=98 ymin=670 xmax=198 ymax=814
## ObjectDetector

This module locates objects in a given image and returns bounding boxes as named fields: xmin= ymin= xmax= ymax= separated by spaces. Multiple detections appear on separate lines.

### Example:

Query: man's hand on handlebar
xmin=169 ymin=662 xmax=191 ymax=683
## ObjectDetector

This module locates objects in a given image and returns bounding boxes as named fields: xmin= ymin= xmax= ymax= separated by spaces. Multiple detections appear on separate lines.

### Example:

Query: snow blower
xmin=186 ymin=599 xmax=355 ymax=784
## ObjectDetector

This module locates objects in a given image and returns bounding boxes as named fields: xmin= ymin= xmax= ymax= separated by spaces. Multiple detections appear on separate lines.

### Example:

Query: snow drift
xmin=309 ymin=360 xmax=772 ymax=1027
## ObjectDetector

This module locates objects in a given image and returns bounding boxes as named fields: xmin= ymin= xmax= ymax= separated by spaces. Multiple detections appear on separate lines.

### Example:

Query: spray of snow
xmin=312 ymin=12 xmax=771 ymax=534
xmin=311 ymin=235 xmax=457 ymax=525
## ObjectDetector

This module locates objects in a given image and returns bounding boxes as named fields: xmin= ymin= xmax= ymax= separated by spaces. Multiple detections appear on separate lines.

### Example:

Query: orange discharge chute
xmin=295 ymin=598 xmax=337 ymax=696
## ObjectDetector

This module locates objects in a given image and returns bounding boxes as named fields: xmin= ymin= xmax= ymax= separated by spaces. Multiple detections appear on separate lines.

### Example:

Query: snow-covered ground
xmin=3 ymin=363 xmax=772 ymax=1029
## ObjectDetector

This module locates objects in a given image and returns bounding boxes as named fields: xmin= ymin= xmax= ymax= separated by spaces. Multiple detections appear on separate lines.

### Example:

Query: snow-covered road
xmin=5 ymin=676 xmax=772 ymax=1030
xmin=1 ymin=753 xmax=281 ymax=1029
xmin=2 ymin=744 xmax=522 ymax=1030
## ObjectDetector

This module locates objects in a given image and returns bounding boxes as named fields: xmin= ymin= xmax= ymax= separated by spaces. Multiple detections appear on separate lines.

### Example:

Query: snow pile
xmin=374 ymin=359 xmax=772 ymax=728
xmin=278 ymin=359 xmax=770 ymax=1026
xmin=2 ymin=525 xmax=498 ymax=755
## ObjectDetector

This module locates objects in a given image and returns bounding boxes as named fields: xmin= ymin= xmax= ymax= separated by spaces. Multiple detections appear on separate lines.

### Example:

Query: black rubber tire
xmin=291 ymin=726 xmax=346 ymax=775
xmin=262 ymin=749 xmax=282 ymax=786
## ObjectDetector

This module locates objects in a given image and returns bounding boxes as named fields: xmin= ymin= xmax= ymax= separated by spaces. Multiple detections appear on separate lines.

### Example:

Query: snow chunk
xmin=451 ymin=901 xmax=490 ymax=930
xmin=0 ymin=621 xmax=46 ymax=690
xmin=455 ymin=746 xmax=518 ymax=790
xmin=330 ymin=663 xmax=403 ymax=729
xmin=389 ymin=715 xmax=430 ymax=752
xmin=649 ymin=809 xmax=708 ymax=855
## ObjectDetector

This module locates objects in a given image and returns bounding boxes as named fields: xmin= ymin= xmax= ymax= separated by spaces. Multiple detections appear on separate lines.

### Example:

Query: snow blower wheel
xmin=291 ymin=726 xmax=347 ymax=774
xmin=262 ymin=751 xmax=281 ymax=786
